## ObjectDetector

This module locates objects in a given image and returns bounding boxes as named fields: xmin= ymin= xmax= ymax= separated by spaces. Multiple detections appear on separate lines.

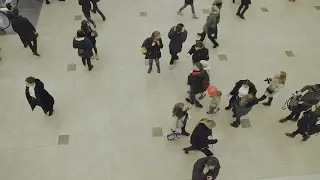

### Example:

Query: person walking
xmin=73 ymin=30 xmax=94 ymax=71
xmin=230 ymin=93 xmax=257 ymax=128
xmin=186 ymin=63 xmax=209 ymax=108
xmin=212 ymin=0 xmax=223 ymax=39
xmin=285 ymin=105 xmax=319 ymax=141
xmin=279 ymin=84 xmax=320 ymax=123
xmin=236 ymin=0 xmax=251 ymax=19
xmin=78 ymin=0 xmax=96 ymax=27
xmin=192 ymin=156 xmax=221 ymax=180
xmin=187 ymin=40 xmax=209 ymax=64
xmin=207 ymin=90 xmax=222 ymax=114
xmin=11 ymin=8 xmax=40 ymax=56
xmin=81 ymin=20 xmax=99 ymax=60
xmin=25 ymin=77 xmax=54 ymax=116
xmin=168 ymin=23 xmax=188 ymax=69
xmin=177 ymin=0 xmax=199 ymax=19
xmin=257 ymin=71 xmax=287 ymax=106
xmin=171 ymin=102 xmax=191 ymax=136
xmin=90 ymin=0 xmax=106 ymax=21
xmin=141 ymin=31 xmax=163 ymax=73
xmin=197 ymin=5 xmax=220 ymax=48
xmin=183 ymin=118 xmax=218 ymax=156
xmin=225 ymin=79 xmax=257 ymax=110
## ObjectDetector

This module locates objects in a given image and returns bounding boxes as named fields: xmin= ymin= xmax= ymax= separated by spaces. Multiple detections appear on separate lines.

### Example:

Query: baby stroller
xmin=282 ymin=91 xmax=302 ymax=111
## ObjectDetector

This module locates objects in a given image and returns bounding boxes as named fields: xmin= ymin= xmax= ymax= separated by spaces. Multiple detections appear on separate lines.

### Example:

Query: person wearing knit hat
xmin=177 ymin=0 xmax=199 ymax=19
xmin=236 ymin=0 xmax=251 ymax=19
xmin=197 ymin=5 xmax=220 ymax=48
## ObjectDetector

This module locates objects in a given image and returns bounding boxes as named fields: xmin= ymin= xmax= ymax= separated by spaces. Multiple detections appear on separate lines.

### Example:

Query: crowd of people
xmin=1 ymin=0 xmax=318 ymax=179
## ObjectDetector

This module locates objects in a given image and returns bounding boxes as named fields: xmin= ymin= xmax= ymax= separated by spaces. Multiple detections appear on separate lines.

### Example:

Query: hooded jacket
xmin=188 ymin=45 xmax=209 ymax=63
xmin=73 ymin=36 xmax=94 ymax=57
xmin=192 ymin=157 xmax=221 ymax=180
xmin=188 ymin=70 xmax=209 ymax=94
xmin=168 ymin=26 xmax=188 ymax=53
xmin=300 ymin=84 xmax=320 ymax=107
xmin=190 ymin=122 xmax=213 ymax=149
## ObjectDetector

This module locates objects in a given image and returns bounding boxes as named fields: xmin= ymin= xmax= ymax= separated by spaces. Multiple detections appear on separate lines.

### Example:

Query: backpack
xmin=78 ymin=48 xmax=86 ymax=57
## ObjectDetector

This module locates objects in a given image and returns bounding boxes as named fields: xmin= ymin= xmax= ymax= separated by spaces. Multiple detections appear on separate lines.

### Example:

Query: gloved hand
xmin=208 ymin=139 xmax=218 ymax=144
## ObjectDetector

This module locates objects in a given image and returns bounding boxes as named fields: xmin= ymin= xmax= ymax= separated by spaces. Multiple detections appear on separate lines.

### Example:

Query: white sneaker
xmin=177 ymin=10 xmax=183 ymax=15
xmin=192 ymin=14 xmax=199 ymax=19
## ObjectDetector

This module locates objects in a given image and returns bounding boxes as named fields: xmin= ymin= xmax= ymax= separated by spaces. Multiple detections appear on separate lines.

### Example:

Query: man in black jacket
xmin=79 ymin=0 xmax=96 ymax=27
xmin=280 ymin=84 xmax=320 ymax=123
xmin=236 ymin=0 xmax=251 ymax=19
xmin=168 ymin=23 xmax=187 ymax=69
xmin=73 ymin=30 xmax=94 ymax=71
xmin=285 ymin=105 xmax=319 ymax=141
xmin=192 ymin=156 xmax=221 ymax=180
xmin=11 ymin=8 xmax=40 ymax=56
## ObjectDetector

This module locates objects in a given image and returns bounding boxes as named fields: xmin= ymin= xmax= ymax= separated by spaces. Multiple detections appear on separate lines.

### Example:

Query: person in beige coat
xmin=257 ymin=71 xmax=287 ymax=106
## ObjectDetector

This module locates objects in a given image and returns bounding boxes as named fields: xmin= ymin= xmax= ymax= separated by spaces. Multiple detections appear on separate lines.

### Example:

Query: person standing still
xmin=78 ymin=0 xmax=96 ymax=27
xmin=177 ymin=0 xmax=199 ymax=19
xmin=90 ymin=0 xmax=106 ymax=21
xmin=236 ymin=0 xmax=251 ymax=19
xmin=11 ymin=8 xmax=40 ymax=56
xmin=192 ymin=156 xmax=221 ymax=180
xmin=25 ymin=77 xmax=55 ymax=116
xmin=168 ymin=23 xmax=188 ymax=69
xmin=142 ymin=31 xmax=163 ymax=73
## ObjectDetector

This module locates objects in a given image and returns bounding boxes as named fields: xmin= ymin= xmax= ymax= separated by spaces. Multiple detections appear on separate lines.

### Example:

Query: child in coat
xmin=207 ymin=91 xmax=222 ymax=114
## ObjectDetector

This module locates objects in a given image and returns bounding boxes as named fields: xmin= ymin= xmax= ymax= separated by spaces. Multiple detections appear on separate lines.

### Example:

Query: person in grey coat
xmin=168 ymin=23 xmax=188 ymax=69
xmin=212 ymin=0 xmax=222 ymax=39
xmin=197 ymin=5 xmax=219 ymax=48
xmin=192 ymin=156 xmax=221 ymax=180
xmin=231 ymin=93 xmax=257 ymax=128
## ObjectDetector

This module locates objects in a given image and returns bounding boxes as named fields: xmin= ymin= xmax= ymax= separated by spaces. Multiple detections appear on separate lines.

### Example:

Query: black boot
xmin=156 ymin=64 xmax=160 ymax=73
xmin=182 ymin=148 xmax=189 ymax=154
xmin=302 ymin=135 xmax=310 ymax=141
xmin=262 ymin=97 xmax=273 ymax=106
xmin=148 ymin=67 xmax=152 ymax=73
xmin=230 ymin=122 xmax=239 ymax=128
xmin=285 ymin=132 xmax=296 ymax=138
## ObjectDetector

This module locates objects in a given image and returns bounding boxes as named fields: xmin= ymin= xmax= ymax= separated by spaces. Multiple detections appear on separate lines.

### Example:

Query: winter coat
xmin=203 ymin=13 xmax=218 ymax=34
xmin=230 ymin=80 xmax=257 ymax=96
xmin=78 ymin=0 xmax=92 ymax=12
xmin=190 ymin=123 xmax=213 ymax=149
xmin=297 ymin=110 xmax=318 ymax=132
xmin=241 ymin=0 xmax=251 ymax=5
xmin=25 ymin=79 xmax=54 ymax=113
xmin=142 ymin=38 xmax=163 ymax=59
xmin=300 ymin=85 xmax=320 ymax=107
xmin=73 ymin=36 xmax=94 ymax=57
xmin=188 ymin=45 xmax=209 ymax=63
xmin=188 ymin=70 xmax=209 ymax=94
xmin=192 ymin=157 xmax=221 ymax=180
xmin=264 ymin=78 xmax=284 ymax=97
xmin=11 ymin=16 xmax=37 ymax=42
xmin=233 ymin=97 xmax=257 ymax=117
xmin=168 ymin=26 xmax=187 ymax=53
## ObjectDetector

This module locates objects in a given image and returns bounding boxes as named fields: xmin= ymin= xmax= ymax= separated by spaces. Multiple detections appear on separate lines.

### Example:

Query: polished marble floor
xmin=0 ymin=0 xmax=320 ymax=179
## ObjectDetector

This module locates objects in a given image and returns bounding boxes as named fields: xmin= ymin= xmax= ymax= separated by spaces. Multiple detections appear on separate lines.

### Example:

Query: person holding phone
xmin=142 ymin=31 xmax=163 ymax=73
xmin=192 ymin=156 xmax=221 ymax=180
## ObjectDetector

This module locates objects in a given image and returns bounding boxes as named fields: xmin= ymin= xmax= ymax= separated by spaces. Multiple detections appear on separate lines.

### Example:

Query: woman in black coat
xmin=187 ymin=40 xmax=209 ymax=64
xmin=183 ymin=118 xmax=218 ymax=156
xmin=81 ymin=20 xmax=98 ymax=60
xmin=142 ymin=31 xmax=163 ymax=73
xmin=286 ymin=105 xmax=319 ymax=141
xmin=25 ymin=77 xmax=54 ymax=116
xmin=225 ymin=79 xmax=257 ymax=110
xmin=230 ymin=93 xmax=257 ymax=128
xmin=168 ymin=23 xmax=188 ymax=68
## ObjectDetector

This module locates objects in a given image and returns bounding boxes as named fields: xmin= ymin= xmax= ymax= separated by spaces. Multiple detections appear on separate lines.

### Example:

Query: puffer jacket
xmin=187 ymin=70 xmax=209 ymax=94
xmin=73 ymin=36 xmax=94 ymax=57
